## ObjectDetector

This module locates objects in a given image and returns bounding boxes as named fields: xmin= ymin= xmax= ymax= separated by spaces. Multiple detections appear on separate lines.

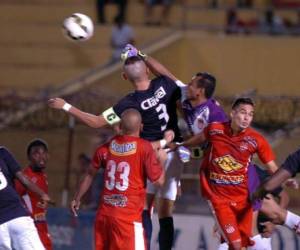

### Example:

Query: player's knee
xmin=157 ymin=199 xmax=174 ymax=218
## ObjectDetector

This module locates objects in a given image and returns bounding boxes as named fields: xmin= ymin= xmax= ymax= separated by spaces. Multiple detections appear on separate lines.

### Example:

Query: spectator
xmin=110 ymin=16 xmax=135 ymax=63
xmin=145 ymin=0 xmax=175 ymax=26
xmin=96 ymin=0 xmax=128 ymax=24
xmin=259 ymin=9 xmax=286 ymax=35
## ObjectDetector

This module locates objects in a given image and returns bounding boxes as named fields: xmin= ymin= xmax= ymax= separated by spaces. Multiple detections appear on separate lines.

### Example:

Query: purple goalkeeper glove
xmin=120 ymin=44 xmax=147 ymax=61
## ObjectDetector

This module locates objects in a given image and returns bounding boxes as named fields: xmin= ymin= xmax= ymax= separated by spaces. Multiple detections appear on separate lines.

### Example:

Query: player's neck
xmin=124 ymin=132 xmax=139 ymax=137
xmin=230 ymin=123 xmax=245 ymax=135
xmin=134 ymin=80 xmax=150 ymax=91
xmin=190 ymin=97 xmax=208 ymax=107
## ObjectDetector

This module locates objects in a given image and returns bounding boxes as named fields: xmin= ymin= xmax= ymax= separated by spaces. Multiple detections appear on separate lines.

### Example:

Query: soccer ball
xmin=62 ymin=13 xmax=94 ymax=41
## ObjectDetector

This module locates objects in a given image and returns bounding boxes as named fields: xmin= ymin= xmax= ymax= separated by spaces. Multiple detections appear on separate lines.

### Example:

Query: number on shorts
xmin=0 ymin=171 xmax=8 ymax=190
xmin=156 ymin=103 xmax=169 ymax=131
xmin=105 ymin=160 xmax=130 ymax=191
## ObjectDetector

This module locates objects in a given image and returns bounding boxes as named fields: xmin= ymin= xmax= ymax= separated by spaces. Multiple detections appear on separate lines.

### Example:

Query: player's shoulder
xmin=246 ymin=127 xmax=265 ymax=139
xmin=0 ymin=146 xmax=10 ymax=157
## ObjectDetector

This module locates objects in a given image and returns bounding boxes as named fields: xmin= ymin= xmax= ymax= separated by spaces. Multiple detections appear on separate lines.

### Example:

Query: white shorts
xmin=147 ymin=150 xmax=184 ymax=201
xmin=0 ymin=216 xmax=45 ymax=250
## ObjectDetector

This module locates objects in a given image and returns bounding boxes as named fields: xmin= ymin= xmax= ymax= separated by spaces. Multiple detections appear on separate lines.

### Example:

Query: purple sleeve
xmin=208 ymin=103 xmax=228 ymax=123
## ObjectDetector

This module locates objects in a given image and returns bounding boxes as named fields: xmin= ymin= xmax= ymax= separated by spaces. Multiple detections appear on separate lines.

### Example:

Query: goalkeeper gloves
xmin=121 ymin=44 xmax=147 ymax=61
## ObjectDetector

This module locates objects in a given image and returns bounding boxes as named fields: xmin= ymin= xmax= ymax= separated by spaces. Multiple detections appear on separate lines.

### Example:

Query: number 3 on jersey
xmin=0 ymin=171 xmax=8 ymax=190
xmin=156 ymin=103 xmax=169 ymax=131
xmin=105 ymin=160 xmax=130 ymax=191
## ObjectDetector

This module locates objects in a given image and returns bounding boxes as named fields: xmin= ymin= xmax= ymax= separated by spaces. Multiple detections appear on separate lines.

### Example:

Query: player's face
xmin=187 ymin=76 xmax=202 ymax=100
xmin=230 ymin=104 xmax=254 ymax=131
xmin=29 ymin=146 xmax=48 ymax=169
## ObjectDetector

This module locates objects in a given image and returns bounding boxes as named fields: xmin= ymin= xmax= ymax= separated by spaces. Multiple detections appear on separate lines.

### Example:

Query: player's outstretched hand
xmin=70 ymin=199 xmax=81 ymax=217
xmin=164 ymin=130 xmax=175 ymax=144
xmin=284 ymin=178 xmax=299 ymax=189
xmin=48 ymin=97 xmax=66 ymax=110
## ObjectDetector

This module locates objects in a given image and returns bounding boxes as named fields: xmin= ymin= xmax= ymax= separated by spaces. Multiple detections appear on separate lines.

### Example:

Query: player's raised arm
xmin=121 ymin=44 xmax=185 ymax=87
xmin=48 ymin=97 xmax=119 ymax=128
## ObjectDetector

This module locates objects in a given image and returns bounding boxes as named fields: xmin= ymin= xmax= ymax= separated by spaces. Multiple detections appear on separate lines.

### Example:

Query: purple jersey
xmin=181 ymin=98 xmax=228 ymax=135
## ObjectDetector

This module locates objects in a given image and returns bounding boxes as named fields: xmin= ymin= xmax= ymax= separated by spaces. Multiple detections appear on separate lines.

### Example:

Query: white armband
xmin=102 ymin=107 xmax=121 ymax=125
xmin=62 ymin=103 xmax=72 ymax=112
xmin=175 ymin=80 xmax=186 ymax=88
xmin=159 ymin=139 xmax=167 ymax=148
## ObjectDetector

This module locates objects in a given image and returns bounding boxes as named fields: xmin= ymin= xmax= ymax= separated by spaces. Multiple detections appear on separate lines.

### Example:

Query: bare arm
xmin=264 ymin=160 xmax=280 ymax=174
xmin=144 ymin=56 xmax=178 ymax=81
xmin=48 ymin=98 xmax=110 ymax=128
xmin=264 ymin=168 xmax=292 ymax=192
xmin=15 ymin=171 xmax=50 ymax=203
xmin=152 ymin=170 xmax=165 ymax=187
xmin=71 ymin=166 xmax=98 ymax=216
xmin=278 ymin=190 xmax=290 ymax=209
xmin=182 ymin=132 xmax=206 ymax=147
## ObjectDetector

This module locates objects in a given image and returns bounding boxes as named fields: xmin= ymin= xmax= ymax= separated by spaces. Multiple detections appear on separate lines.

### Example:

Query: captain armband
xmin=102 ymin=107 xmax=121 ymax=125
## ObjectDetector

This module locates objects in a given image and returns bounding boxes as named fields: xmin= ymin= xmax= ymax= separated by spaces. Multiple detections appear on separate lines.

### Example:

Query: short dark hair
xmin=124 ymin=56 xmax=143 ymax=65
xmin=27 ymin=138 xmax=48 ymax=157
xmin=195 ymin=72 xmax=216 ymax=98
xmin=232 ymin=97 xmax=255 ymax=110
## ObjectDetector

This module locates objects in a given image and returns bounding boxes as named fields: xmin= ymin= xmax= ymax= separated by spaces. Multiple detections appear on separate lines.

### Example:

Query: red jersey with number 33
xmin=202 ymin=122 xmax=275 ymax=202
xmin=92 ymin=135 xmax=163 ymax=222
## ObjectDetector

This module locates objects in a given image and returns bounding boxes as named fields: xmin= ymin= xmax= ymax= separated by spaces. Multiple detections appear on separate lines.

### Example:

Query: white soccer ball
xmin=62 ymin=13 xmax=94 ymax=41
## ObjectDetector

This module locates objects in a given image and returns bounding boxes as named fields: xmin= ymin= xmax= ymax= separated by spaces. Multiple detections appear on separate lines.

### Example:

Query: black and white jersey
xmin=282 ymin=148 xmax=300 ymax=177
xmin=110 ymin=76 xmax=182 ymax=141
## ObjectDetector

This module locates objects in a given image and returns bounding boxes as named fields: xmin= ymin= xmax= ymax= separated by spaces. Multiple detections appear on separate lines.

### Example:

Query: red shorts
xmin=35 ymin=222 xmax=52 ymax=250
xmin=94 ymin=215 xmax=146 ymax=250
xmin=208 ymin=199 xmax=254 ymax=248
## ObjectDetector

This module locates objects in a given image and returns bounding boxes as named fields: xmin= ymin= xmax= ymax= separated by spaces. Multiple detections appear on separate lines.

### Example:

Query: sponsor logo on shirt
xmin=103 ymin=194 xmax=128 ymax=207
xmin=243 ymin=136 xmax=257 ymax=149
xmin=110 ymin=141 xmax=137 ymax=156
xmin=141 ymin=87 xmax=166 ymax=110
xmin=209 ymin=129 xmax=223 ymax=135
xmin=210 ymin=172 xmax=244 ymax=185
xmin=214 ymin=155 xmax=243 ymax=173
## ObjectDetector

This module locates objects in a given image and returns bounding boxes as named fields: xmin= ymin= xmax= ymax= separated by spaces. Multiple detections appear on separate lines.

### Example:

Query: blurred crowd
xmin=226 ymin=8 xmax=300 ymax=35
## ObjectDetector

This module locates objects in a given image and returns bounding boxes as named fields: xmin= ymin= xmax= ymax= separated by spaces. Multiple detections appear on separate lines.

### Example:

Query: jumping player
xmin=48 ymin=55 xmax=183 ymax=249
xmin=15 ymin=139 xmax=52 ymax=250
xmin=0 ymin=146 xmax=50 ymax=250
xmin=175 ymin=98 xmax=279 ymax=249
xmin=70 ymin=109 xmax=165 ymax=250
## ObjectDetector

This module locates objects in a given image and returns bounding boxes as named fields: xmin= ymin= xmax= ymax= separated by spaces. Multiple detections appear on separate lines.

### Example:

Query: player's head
xmin=187 ymin=72 xmax=216 ymax=101
xmin=230 ymin=97 xmax=255 ymax=132
xmin=122 ymin=56 xmax=149 ymax=83
xmin=120 ymin=108 xmax=143 ymax=136
xmin=27 ymin=138 xmax=49 ymax=171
